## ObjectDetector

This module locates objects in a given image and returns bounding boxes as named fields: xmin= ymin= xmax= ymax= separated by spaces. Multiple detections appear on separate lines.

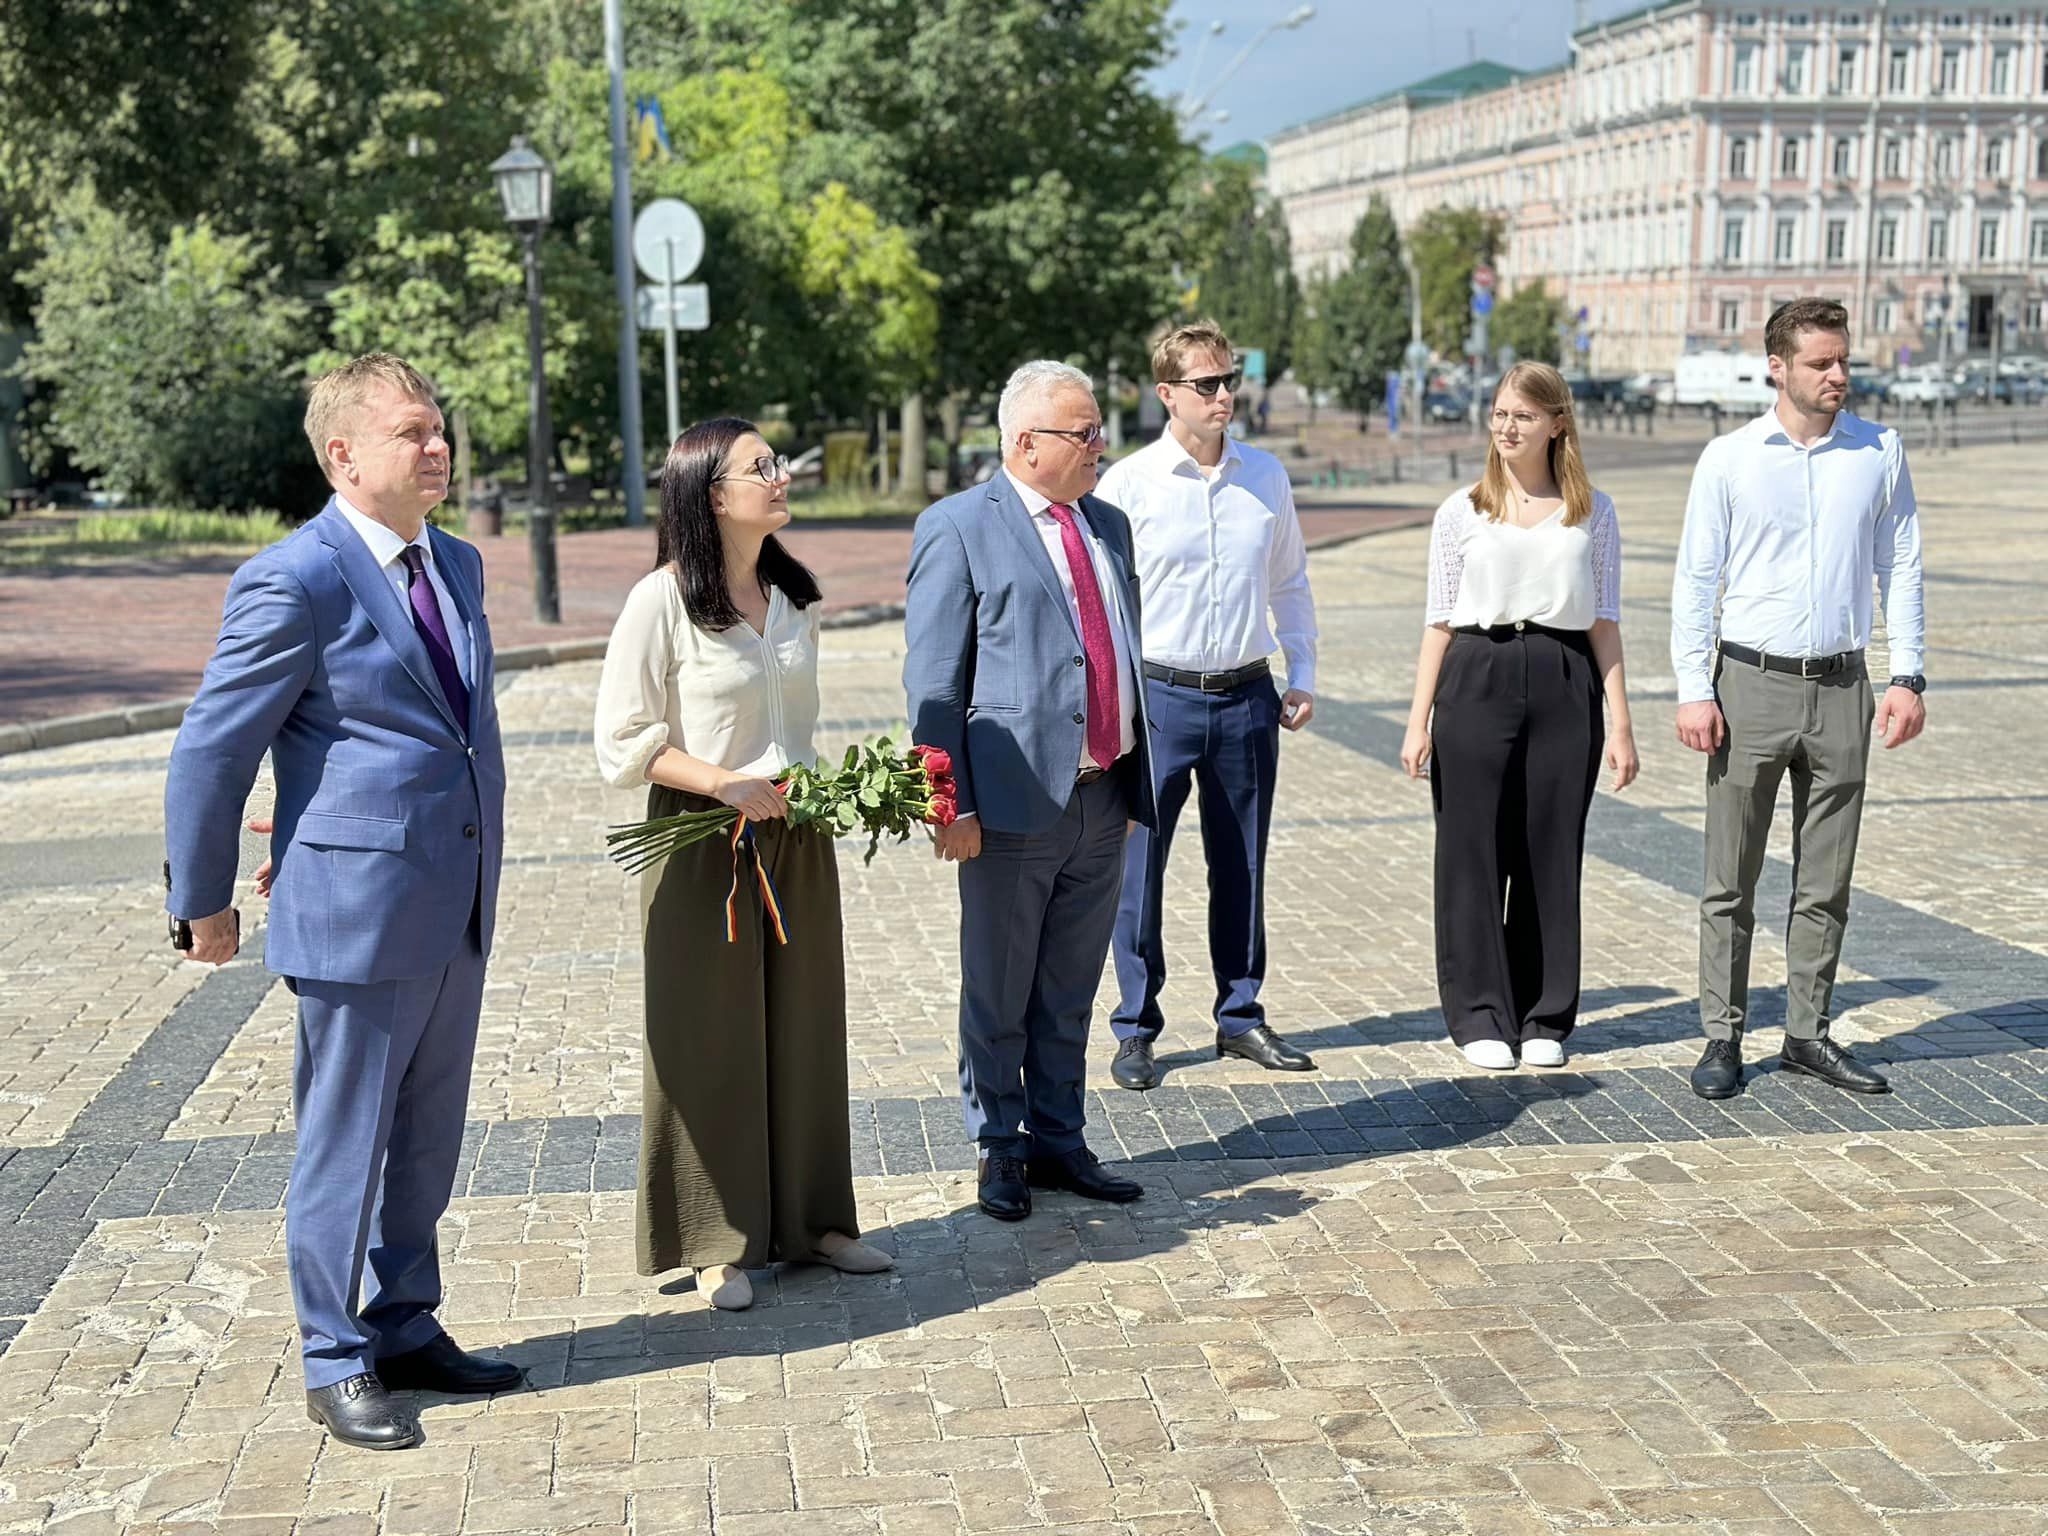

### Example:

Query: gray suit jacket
xmin=903 ymin=469 xmax=1156 ymax=836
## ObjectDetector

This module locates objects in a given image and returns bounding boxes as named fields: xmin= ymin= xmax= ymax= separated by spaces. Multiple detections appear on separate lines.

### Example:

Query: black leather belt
xmin=1142 ymin=659 xmax=1270 ymax=693
xmin=1720 ymin=641 xmax=1861 ymax=679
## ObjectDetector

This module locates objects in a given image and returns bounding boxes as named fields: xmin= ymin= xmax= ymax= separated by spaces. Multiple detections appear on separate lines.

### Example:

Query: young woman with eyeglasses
xmin=594 ymin=418 xmax=891 ymax=1312
xmin=1397 ymin=363 xmax=1639 ymax=1072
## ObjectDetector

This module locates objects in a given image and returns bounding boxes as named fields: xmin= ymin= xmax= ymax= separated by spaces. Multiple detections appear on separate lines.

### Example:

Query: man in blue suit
xmin=905 ymin=360 xmax=1157 ymax=1222
xmin=164 ymin=354 xmax=518 ymax=1450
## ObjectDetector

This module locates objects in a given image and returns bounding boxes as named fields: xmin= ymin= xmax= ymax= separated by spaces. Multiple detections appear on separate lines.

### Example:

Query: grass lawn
xmin=0 ymin=508 xmax=294 ymax=570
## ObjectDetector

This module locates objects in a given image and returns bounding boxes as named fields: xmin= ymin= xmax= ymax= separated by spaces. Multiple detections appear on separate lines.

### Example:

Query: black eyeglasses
xmin=1166 ymin=370 xmax=1242 ymax=398
xmin=1030 ymin=424 xmax=1104 ymax=447
xmin=714 ymin=453 xmax=791 ymax=486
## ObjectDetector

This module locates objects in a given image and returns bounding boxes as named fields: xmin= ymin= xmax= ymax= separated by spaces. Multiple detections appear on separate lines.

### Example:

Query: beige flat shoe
xmin=698 ymin=1264 xmax=754 ymax=1310
xmin=812 ymin=1234 xmax=894 ymax=1274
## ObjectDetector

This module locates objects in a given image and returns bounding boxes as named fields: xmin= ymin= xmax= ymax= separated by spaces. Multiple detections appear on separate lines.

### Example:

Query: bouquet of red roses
xmin=605 ymin=736 xmax=958 ymax=877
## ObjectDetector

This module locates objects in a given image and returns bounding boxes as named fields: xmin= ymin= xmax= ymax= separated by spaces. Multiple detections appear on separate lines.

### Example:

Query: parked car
xmin=1954 ymin=368 xmax=2015 ymax=405
xmin=1674 ymin=352 xmax=1776 ymax=412
xmin=1888 ymin=366 xmax=1959 ymax=406
xmin=1423 ymin=389 xmax=1471 ymax=423
xmin=1623 ymin=372 xmax=1672 ymax=411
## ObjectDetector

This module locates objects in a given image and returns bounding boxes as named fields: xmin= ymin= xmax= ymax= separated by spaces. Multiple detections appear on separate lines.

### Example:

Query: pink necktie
xmin=1045 ymin=502 xmax=1121 ymax=770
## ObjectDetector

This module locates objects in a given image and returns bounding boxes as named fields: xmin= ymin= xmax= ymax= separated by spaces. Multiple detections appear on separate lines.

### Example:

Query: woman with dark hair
xmin=1397 ymin=364 xmax=1639 ymax=1071
xmin=595 ymin=418 xmax=888 ymax=1311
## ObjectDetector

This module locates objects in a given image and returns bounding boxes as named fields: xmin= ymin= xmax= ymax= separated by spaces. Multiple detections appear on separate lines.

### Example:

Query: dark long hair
xmin=654 ymin=417 xmax=821 ymax=631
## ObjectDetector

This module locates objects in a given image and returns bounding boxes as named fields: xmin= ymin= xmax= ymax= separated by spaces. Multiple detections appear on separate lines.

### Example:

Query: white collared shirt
xmin=1012 ymin=480 xmax=1140 ymax=770
xmin=337 ymin=497 xmax=473 ymax=687
xmin=1096 ymin=430 xmax=1318 ymax=692
xmin=1670 ymin=408 xmax=1924 ymax=704
xmin=1427 ymin=488 xmax=1622 ymax=630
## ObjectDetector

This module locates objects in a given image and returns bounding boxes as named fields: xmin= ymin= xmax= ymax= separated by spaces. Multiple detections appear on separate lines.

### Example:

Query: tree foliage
xmin=1307 ymin=197 xmax=1410 ymax=415
xmin=1408 ymin=205 xmax=1505 ymax=359
xmin=1491 ymin=278 xmax=1569 ymax=367
xmin=1184 ymin=156 xmax=1298 ymax=378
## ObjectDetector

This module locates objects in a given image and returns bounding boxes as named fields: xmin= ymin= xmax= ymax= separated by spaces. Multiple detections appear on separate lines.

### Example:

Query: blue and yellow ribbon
xmin=723 ymin=819 xmax=791 ymax=945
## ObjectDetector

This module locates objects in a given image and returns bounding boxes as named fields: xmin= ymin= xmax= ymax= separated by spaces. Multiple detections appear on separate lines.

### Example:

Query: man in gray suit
xmin=905 ymin=360 xmax=1157 ymax=1222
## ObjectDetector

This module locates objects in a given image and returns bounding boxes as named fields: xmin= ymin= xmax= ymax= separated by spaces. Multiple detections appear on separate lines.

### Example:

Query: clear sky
xmin=1151 ymin=0 xmax=1652 ymax=149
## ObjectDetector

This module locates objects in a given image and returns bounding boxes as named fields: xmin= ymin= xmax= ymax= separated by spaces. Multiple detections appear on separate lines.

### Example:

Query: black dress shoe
xmin=1111 ymin=1036 xmax=1159 ymax=1091
xmin=306 ymin=1373 xmax=418 ymax=1450
xmin=1217 ymin=1023 xmax=1314 ymax=1072
xmin=1780 ymin=1036 xmax=1890 ymax=1094
xmin=978 ymin=1152 xmax=1031 ymax=1222
xmin=1026 ymin=1147 xmax=1142 ymax=1203
xmin=1691 ymin=1039 xmax=1743 ymax=1099
xmin=376 ymin=1333 xmax=524 ymax=1395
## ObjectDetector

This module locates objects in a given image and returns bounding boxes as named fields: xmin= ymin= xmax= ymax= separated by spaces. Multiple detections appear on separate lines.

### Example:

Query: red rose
xmin=927 ymin=792 xmax=958 ymax=827
xmin=913 ymin=745 xmax=953 ymax=777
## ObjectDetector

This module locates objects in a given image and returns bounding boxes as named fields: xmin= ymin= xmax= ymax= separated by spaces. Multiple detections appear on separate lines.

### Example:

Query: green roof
xmin=1213 ymin=141 xmax=1268 ymax=170
xmin=1269 ymin=60 xmax=1531 ymax=139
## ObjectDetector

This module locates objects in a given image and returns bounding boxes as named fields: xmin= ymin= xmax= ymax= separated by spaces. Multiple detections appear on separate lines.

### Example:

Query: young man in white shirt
xmin=1671 ymin=297 xmax=1926 ymax=1101
xmin=1096 ymin=321 xmax=1319 ymax=1090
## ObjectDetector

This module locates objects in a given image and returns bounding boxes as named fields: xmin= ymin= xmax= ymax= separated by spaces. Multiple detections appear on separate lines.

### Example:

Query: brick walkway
xmin=3 ymin=443 xmax=2048 ymax=1533
xmin=0 ymin=492 xmax=1431 ymax=730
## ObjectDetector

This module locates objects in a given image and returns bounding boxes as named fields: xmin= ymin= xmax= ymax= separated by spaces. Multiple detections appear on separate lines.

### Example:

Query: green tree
xmin=19 ymin=196 xmax=322 ymax=512
xmin=1408 ymin=205 xmax=1505 ymax=359
xmin=1315 ymin=197 xmax=1410 ymax=416
xmin=1491 ymin=278 xmax=1569 ymax=367
xmin=1186 ymin=156 xmax=1299 ymax=378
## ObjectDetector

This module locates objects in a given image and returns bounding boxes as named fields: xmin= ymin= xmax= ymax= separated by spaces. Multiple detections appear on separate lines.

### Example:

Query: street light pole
xmin=490 ymin=135 xmax=561 ymax=625
xmin=603 ymin=0 xmax=646 ymax=527
xmin=1177 ymin=5 xmax=1314 ymax=125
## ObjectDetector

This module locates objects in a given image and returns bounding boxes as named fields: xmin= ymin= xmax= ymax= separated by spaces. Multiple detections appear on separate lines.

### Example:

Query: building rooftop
xmin=1213 ymin=140 xmax=1268 ymax=170
xmin=1267 ymin=60 xmax=1544 ymax=142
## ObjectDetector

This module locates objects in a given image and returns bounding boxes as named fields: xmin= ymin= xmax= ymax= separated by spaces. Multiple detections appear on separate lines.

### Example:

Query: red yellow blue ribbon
xmin=723 ymin=819 xmax=791 ymax=945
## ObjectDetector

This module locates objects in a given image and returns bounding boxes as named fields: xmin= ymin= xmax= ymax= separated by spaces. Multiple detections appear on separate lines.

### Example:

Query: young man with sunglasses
xmin=1095 ymin=321 xmax=1320 ymax=1091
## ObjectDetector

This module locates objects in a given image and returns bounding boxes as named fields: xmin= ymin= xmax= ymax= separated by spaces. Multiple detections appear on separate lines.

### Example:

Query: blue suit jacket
xmin=904 ymin=470 xmax=1157 ymax=837
xmin=164 ymin=497 xmax=506 ymax=984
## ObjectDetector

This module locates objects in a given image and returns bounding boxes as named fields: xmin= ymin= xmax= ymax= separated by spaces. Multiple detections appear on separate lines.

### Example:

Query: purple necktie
xmin=400 ymin=544 xmax=470 ymax=728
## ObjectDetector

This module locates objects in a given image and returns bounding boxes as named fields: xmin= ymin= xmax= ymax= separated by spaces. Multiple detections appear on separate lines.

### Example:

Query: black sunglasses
xmin=1166 ymin=370 xmax=1242 ymax=398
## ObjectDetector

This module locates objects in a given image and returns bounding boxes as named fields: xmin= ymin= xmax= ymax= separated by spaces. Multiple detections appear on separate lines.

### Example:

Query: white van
xmin=1673 ymin=352 xmax=1777 ymax=412
xmin=1889 ymin=365 xmax=1958 ymax=405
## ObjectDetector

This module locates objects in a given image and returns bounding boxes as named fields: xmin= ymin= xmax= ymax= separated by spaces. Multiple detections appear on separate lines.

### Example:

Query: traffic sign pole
xmin=663 ymin=242 xmax=681 ymax=448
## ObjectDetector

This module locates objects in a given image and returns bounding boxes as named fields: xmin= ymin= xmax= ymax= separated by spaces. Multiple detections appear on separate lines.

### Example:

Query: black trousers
xmin=1429 ymin=625 xmax=1603 ymax=1046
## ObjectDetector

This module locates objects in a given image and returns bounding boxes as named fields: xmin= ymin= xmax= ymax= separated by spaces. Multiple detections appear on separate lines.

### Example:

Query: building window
xmin=1723 ymin=216 xmax=1748 ymax=263
xmin=1733 ymin=11 xmax=1761 ymax=26
xmin=1889 ymin=10 xmax=1918 ymax=30
xmin=1841 ymin=11 xmax=1864 ymax=24
xmin=2031 ymin=220 xmax=2048 ymax=261
xmin=1938 ymin=46 xmax=1963 ymax=91
xmin=1878 ymin=215 xmax=1900 ymax=261
xmin=1781 ymin=137 xmax=1805 ymax=177
xmin=1979 ymin=217 xmax=2001 ymax=262
xmin=1836 ymin=46 xmax=1859 ymax=92
xmin=1833 ymin=137 xmax=1856 ymax=178
xmin=1873 ymin=298 xmax=1897 ymax=333
xmin=1787 ymin=10 xmax=1811 ymax=24
xmin=1785 ymin=44 xmax=1809 ymax=93
xmin=1733 ymin=43 xmax=1758 ymax=93
xmin=1883 ymin=137 xmax=1904 ymax=178
xmin=1935 ymin=135 xmax=1958 ymax=176
xmin=1776 ymin=217 xmax=1798 ymax=261
xmin=2028 ymin=299 xmax=2046 ymax=332
xmin=1987 ymin=138 xmax=2008 ymax=179
xmin=1826 ymin=218 xmax=1850 ymax=262
xmin=1991 ymin=46 xmax=2015 ymax=93
xmin=1888 ymin=46 xmax=1912 ymax=90
xmin=1720 ymin=298 xmax=1744 ymax=333
xmin=1940 ymin=11 xmax=1967 ymax=26
xmin=1928 ymin=216 xmax=1949 ymax=260
xmin=1729 ymin=136 xmax=1752 ymax=177
xmin=2040 ymin=139 xmax=2048 ymax=179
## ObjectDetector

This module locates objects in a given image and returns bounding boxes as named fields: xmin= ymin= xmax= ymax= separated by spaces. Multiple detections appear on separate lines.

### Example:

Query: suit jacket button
xmin=1074 ymin=655 xmax=1085 ymax=666
xmin=467 ymin=746 xmax=478 ymax=760
xmin=463 ymin=825 xmax=478 ymax=839
xmin=1072 ymin=712 xmax=1085 ymax=725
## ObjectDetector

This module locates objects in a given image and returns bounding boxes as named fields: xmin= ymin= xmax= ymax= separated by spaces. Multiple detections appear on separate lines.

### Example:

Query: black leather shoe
xmin=1111 ymin=1036 xmax=1159 ymax=1091
xmin=1780 ymin=1036 xmax=1889 ymax=1095
xmin=306 ymin=1373 xmax=418 ymax=1450
xmin=376 ymin=1333 xmax=524 ymax=1395
xmin=1217 ymin=1023 xmax=1314 ymax=1072
xmin=977 ymin=1152 xmax=1031 ymax=1222
xmin=1026 ymin=1147 xmax=1142 ymax=1203
xmin=1691 ymin=1040 xmax=1744 ymax=1100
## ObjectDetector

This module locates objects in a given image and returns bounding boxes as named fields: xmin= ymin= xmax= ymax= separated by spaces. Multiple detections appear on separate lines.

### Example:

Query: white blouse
xmin=1426 ymin=487 xmax=1622 ymax=630
xmin=593 ymin=568 xmax=822 ymax=787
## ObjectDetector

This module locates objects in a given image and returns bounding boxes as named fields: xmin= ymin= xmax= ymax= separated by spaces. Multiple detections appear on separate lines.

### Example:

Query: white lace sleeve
xmin=1425 ymin=493 xmax=1468 ymax=624
xmin=1589 ymin=493 xmax=1621 ymax=623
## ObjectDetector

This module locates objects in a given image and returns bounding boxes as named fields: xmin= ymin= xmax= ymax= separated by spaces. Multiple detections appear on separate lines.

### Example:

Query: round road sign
xmin=632 ymin=199 xmax=705 ymax=284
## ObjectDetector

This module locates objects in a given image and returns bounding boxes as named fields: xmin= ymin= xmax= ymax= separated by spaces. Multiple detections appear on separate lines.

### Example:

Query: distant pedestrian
xmin=1673 ymin=298 xmax=1925 ymax=1101
xmin=595 ymin=419 xmax=890 ymax=1312
xmin=1400 ymin=362 xmax=1638 ymax=1071
xmin=1097 ymin=321 xmax=1320 ymax=1091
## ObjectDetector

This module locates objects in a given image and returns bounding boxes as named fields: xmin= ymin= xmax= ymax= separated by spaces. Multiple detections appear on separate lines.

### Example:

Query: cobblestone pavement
xmin=2 ymin=442 xmax=2047 ymax=1533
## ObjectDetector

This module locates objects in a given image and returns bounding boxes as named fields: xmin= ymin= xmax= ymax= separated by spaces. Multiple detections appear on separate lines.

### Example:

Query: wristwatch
xmin=1888 ymin=674 xmax=1926 ymax=694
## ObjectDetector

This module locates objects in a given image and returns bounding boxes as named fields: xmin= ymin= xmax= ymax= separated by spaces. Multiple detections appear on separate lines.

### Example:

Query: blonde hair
xmin=304 ymin=353 xmax=437 ymax=478
xmin=1470 ymin=361 xmax=1595 ymax=528
xmin=1150 ymin=319 xmax=1233 ymax=384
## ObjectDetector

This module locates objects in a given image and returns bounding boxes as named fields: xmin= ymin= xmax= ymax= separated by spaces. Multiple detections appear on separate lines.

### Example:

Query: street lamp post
xmin=490 ymin=136 xmax=561 ymax=625
xmin=1177 ymin=5 xmax=1314 ymax=126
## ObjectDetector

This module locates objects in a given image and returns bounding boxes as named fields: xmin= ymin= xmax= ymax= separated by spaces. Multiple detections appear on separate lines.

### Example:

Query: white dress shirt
xmin=594 ymin=569 xmax=822 ymax=786
xmin=1426 ymin=489 xmax=1622 ymax=630
xmin=1671 ymin=408 xmax=1924 ymax=704
xmin=1012 ymin=480 xmax=1140 ymax=771
xmin=337 ymin=497 xmax=473 ymax=687
xmin=1096 ymin=430 xmax=1318 ymax=693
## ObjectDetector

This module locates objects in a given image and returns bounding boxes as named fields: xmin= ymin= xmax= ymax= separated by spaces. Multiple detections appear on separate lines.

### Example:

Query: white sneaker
xmin=1460 ymin=1039 xmax=1515 ymax=1071
xmin=1521 ymin=1039 xmax=1566 ymax=1068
